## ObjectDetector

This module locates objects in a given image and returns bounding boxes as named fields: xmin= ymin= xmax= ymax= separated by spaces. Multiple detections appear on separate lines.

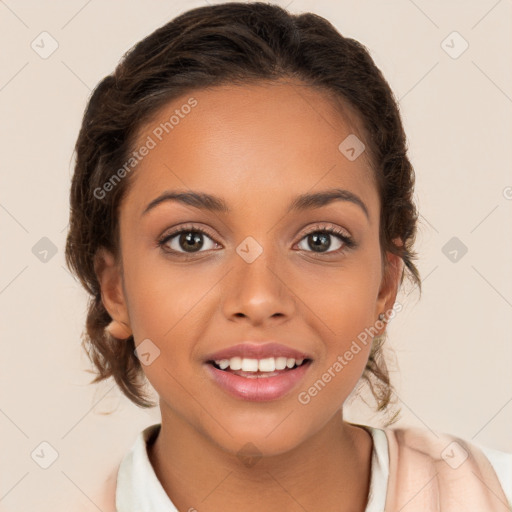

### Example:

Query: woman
xmin=65 ymin=3 xmax=512 ymax=510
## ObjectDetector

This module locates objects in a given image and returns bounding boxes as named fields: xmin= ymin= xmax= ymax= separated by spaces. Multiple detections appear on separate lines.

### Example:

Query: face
xmin=97 ymin=80 xmax=401 ymax=456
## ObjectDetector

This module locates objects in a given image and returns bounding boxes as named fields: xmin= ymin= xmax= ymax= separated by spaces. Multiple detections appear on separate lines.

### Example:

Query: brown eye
xmin=296 ymin=225 xmax=356 ymax=255
xmin=158 ymin=226 xmax=219 ymax=254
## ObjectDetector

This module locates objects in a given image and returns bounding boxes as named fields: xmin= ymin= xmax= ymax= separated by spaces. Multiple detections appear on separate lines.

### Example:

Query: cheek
xmin=121 ymin=256 xmax=221 ymax=392
xmin=122 ymin=251 xmax=215 ymax=340
xmin=297 ymin=322 xmax=374 ymax=413
xmin=292 ymin=254 xmax=382 ymax=336
xmin=292 ymin=256 xmax=381 ymax=396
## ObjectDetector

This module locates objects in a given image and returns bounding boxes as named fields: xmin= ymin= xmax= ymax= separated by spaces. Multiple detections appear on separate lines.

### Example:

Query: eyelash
xmin=157 ymin=223 xmax=356 ymax=259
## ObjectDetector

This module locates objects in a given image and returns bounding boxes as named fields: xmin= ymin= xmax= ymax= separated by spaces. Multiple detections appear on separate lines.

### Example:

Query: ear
xmin=374 ymin=239 xmax=404 ymax=330
xmin=94 ymin=247 xmax=132 ymax=340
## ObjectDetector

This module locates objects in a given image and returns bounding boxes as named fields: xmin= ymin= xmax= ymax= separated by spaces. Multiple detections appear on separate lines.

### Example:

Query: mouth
xmin=204 ymin=356 xmax=313 ymax=402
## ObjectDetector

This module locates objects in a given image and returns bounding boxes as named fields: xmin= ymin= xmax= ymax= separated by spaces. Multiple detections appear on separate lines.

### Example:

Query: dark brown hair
xmin=65 ymin=2 xmax=421 ymax=420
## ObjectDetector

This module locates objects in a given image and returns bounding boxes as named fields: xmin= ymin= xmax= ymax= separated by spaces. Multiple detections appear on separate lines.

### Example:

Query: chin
xmin=203 ymin=414 xmax=313 ymax=461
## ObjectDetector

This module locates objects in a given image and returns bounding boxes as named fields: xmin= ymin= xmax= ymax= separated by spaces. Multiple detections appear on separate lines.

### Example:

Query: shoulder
xmin=382 ymin=426 xmax=512 ymax=510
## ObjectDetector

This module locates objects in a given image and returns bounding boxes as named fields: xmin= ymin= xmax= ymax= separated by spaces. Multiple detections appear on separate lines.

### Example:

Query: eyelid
xmin=298 ymin=222 xmax=352 ymax=239
xmin=158 ymin=222 xmax=220 ymax=245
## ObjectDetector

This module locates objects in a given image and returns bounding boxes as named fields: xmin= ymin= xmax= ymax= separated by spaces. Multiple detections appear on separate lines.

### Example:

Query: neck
xmin=148 ymin=406 xmax=373 ymax=512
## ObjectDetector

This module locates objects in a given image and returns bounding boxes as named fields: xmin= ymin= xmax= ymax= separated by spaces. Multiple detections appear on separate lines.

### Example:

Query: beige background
xmin=1 ymin=0 xmax=511 ymax=510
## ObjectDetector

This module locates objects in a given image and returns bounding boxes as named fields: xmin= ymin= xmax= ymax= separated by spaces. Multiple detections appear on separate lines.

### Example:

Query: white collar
xmin=115 ymin=423 xmax=389 ymax=512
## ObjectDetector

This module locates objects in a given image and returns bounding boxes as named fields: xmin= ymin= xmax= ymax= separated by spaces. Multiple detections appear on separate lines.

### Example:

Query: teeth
xmin=218 ymin=359 xmax=230 ymax=370
xmin=228 ymin=356 xmax=242 ymax=370
xmin=258 ymin=358 xmax=275 ymax=372
xmin=241 ymin=358 xmax=259 ymax=372
xmin=213 ymin=356 xmax=307 ymax=372
xmin=275 ymin=357 xmax=287 ymax=370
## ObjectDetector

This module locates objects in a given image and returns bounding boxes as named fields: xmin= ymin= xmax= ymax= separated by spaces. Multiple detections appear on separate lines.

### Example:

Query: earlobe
xmin=94 ymin=247 xmax=132 ymax=339
xmin=105 ymin=318 xmax=132 ymax=339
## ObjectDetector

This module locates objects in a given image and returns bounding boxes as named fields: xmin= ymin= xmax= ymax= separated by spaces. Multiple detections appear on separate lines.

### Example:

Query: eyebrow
xmin=141 ymin=188 xmax=369 ymax=220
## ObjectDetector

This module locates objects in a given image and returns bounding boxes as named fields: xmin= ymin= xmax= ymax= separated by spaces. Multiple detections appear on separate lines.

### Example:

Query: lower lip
xmin=204 ymin=361 xmax=312 ymax=402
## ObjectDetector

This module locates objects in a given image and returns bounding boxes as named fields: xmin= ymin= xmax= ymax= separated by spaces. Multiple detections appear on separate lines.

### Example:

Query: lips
xmin=205 ymin=359 xmax=312 ymax=401
xmin=203 ymin=342 xmax=314 ymax=401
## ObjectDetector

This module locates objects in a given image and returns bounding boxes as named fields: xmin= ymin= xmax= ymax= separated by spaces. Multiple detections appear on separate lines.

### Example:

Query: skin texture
xmin=96 ymin=80 xmax=403 ymax=512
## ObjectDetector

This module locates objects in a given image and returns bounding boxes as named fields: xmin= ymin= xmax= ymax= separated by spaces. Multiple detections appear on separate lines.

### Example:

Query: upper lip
xmin=204 ymin=342 xmax=313 ymax=362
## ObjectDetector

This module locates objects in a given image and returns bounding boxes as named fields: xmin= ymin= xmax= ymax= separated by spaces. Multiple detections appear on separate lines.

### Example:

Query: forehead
xmin=123 ymin=80 xmax=378 ymax=221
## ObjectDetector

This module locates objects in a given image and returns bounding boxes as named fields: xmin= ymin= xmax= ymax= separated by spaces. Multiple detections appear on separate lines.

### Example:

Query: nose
xmin=221 ymin=245 xmax=296 ymax=326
